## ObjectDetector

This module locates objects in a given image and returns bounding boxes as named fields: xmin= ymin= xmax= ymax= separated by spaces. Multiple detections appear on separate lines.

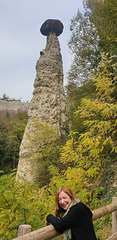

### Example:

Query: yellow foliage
xmin=58 ymin=54 xmax=117 ymax=206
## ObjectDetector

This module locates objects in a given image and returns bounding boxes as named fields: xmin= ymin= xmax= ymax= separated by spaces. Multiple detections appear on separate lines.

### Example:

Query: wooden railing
xmin=12 ymin=197 xmax=117 ymax=240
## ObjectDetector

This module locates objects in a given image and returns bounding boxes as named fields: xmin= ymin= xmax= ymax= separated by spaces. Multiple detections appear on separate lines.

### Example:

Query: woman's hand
xmin=45 ymin=220 xmax=50 ymax=226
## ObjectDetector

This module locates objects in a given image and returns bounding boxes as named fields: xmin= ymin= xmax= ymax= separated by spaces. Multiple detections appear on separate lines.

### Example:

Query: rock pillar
xmin=16 ymin=20 xmax=68 ymax=182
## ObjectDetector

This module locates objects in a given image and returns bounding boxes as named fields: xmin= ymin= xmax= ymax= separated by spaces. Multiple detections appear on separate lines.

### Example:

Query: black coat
xmin=47 ymin=202 xmax=97 ymax=240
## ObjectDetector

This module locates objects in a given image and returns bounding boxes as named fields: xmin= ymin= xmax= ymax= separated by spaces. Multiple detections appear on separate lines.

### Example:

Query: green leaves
xmin=0 ymin=111 xmax=28 ymax=173
xmin=0 ymin=173 xmax=49 ymax=239
xmin=26 ymin=119 xmax=62 ymax=186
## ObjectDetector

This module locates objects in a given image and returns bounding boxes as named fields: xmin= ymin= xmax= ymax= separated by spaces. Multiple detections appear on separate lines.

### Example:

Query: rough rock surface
xmin=0 ymin=99 xmax=29 ymax=112
xmin=29 ymin=32 xmax=68 ymax=135
xmin=40 ymin=19 xmax=63 ymax=36
xmin=16 ymin=30 xmax=68 ymax=182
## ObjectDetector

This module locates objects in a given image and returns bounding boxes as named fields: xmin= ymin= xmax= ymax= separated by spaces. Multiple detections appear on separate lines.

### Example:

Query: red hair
xmin=55 ymin=187 xmax=75 ymax=217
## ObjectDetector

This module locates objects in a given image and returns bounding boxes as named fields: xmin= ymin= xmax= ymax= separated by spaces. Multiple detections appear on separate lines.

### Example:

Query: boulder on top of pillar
xmin=40 ymin=19 xmax=64 ymax=36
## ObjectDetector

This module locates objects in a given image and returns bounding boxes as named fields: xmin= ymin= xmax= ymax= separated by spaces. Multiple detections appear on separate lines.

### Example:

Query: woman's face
xmin=58 ymin=191 xmax=72 ymax=210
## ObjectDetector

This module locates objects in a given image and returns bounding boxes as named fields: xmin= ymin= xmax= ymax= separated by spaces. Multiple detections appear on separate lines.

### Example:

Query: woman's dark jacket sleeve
xmin=46 ymin=202 xmax=97 ymax=240
xmin=47 ymin=203 xmax=86 ymax=231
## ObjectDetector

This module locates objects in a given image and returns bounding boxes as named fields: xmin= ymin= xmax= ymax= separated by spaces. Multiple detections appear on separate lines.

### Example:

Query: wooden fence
xmin=12 ymin=197 xmax=117 ymax=240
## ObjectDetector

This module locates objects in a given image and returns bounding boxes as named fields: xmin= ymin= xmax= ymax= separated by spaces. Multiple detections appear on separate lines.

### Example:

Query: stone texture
xmin=0 ymin=99 xmax=29 ymax=112
xmin=16 ymin=30 xmax=68 ymax=182
xmin=40 ymin=19 xmax=63 ymax=36
xmin=29 ymin=32 xmax=68 ymax=135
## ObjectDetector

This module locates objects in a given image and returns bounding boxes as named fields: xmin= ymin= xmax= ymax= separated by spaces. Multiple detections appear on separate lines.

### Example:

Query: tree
xmin=66 ymin=79 xmax=96 ymax=134
xmin=1 ymin=93 xmax=10 ymax=101
xmin=0 ymin=172 xmax=49 ymax=239
xmin=66 ymin=0 xmax=117 ymax=132
xmin=66 ymin=3 xmax=101 ymax=131
xmin=60 ymin=54 xmax=117 ymax=204
xmin=67 ymin=0 xmax=117 ymax=87
xmin=26 ymin=119 xmax=63 ymax=186
xmin=84 ymin=0 xmax=117 ymax=55
xmin=68 ymin=8 xmax=101 ymax=86
xmin=0 ymin=111 xmax=28 ymax=174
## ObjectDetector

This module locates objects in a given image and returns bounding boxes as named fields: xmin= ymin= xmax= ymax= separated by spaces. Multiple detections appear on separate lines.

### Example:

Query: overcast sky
xmin=0 ymin=0 xmax=83 ymax=102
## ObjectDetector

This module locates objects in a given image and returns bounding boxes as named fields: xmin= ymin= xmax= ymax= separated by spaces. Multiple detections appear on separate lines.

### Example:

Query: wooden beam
xmin=12 ymin=225 xmax=61 ymax=240
xmin=112 ymin=197 xmax=117 ymax=234
xmin=92 ymin=202 xmax=117 ymax=221
xmin=106 ymin=232 xmax=117 ymax=240
xmin=18 ymin=225 xmax=31 ymax=237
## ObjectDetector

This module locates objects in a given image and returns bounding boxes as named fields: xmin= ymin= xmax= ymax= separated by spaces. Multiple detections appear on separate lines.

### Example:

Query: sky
xmin=0 ymin=0 xmax=84 ymax=102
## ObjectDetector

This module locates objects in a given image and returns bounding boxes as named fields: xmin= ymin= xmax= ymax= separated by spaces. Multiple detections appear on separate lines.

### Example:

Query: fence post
xmin=112 ymin=197 xmax=117 ymax=235
xmin=18 ymin=224 xmax=31 ymax=236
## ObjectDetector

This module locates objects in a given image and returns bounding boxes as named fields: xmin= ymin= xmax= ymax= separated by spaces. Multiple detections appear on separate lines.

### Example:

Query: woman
xmin=46 ymin=186 xmax=97 ymax=240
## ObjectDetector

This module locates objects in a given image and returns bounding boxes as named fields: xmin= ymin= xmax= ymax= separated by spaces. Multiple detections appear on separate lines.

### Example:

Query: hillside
xmin=0 ymin=99 xmax=29 ymax=112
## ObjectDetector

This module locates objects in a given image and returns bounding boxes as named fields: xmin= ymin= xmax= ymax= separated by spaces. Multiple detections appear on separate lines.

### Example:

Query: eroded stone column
xmin=16 ymin=19 xmax=68 ymax=182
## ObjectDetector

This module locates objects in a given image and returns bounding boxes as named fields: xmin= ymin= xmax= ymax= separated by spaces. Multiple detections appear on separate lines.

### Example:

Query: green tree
xmin=26 ymin=119 xmax=63 ymax=186
xmin=68 ymin=8 xmax=100 ymax=86
xmin=1 ymin=93 xmax=10 ymax=100
xmin=0 ymin=111 xmax=28 ymax=174
xmin=66 ymin=80 xmax=96 ymax=134
xmin=68 ymin=0 xmax=117 ymax=86
xmin=66 ymin=0 xmax=117 ymax=133
xmin=84 ymin=0 xmax=117 ymax=55
xmin=0 ymin=172 xmax=50 ymax=240
xmin=66 ymin=3 xmax=100 ymax=131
